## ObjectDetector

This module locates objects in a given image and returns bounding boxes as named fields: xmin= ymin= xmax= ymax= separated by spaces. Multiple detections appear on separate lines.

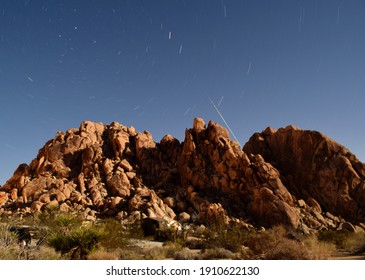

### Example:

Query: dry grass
xmin=87 ymin=248 xmax=120 ymax=260
xmin=342 ymin=233 xmax=365 ymax=253
xmin=303 ymin=235 xmax=336 ymax=260
xmin=3 ymin=213 xmax=364 ymax=260
xmin=204 ymin=219 xmax=252 ymax=253
xmin=140 ymin=242 xmax=181 ymax=260
xmin=118 ymin=248 xmax=145 ymax=260
xmin=0 ymin=222 xmax=23 ymax=259
xmin=174 ymin=247 xmax=198 ymax=260
xmin=0 ymin=245 xmax=21 ymax=260
xmin=30 ymin=246 xmax=62 ymax=260
xmin=247 ymin=229 xmax=309 ymax=259
xmin=0 ymin=222 xmax=61 ymax=260
xmin=245 ymin=225 xmax=336 ymax=260
xmin=317 ymin=230 xmax=365 ymax=254
xmin=198 ymin=247 xmax=237 ymax=260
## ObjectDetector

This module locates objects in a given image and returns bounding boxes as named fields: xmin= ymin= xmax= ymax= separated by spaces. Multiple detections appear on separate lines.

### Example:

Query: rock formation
xmin=0 ymin=119 xmax=364 ymax=234
xmin=243 ymin=125 xmax=365 ymax=227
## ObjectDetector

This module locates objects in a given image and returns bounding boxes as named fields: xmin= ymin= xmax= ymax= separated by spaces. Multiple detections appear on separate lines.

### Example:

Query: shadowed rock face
xmin=243 ymin=126 xmax=365 ymax=223
xmin=1 ymin=119 xmax=365 ymax=233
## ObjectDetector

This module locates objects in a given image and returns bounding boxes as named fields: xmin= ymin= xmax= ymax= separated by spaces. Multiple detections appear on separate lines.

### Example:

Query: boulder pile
xmin=1 ymin=118 xmax=364 ymax=233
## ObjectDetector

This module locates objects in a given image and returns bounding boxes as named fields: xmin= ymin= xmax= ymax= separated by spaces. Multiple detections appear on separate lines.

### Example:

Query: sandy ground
xmin=130 ymin=239 xmax=164 ymax=249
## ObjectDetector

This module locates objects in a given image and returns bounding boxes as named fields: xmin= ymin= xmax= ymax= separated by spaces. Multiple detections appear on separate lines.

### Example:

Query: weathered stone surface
xmin=338 ymin=222 xmax=356 ymax=232
xmin=179 ymin=212 xmax=191 ymax=223
xmin=107 ymin=173 xmax=131 ymax=197
xmin=120 ymin=159 xmax=133 ymax=172
xmin=307 ymin=197 xmax=322 ymax=213
xmin=193 ymin=117 xmax=205 ymax=132
xmin=175 ymin=119 xmax=302 ymax=228
xmin=164 ymin=197 xmax=176 ymax=208
xmin=30 ymin=201 xmax=43 ymax=212
xmin=0 ymin=191 xmax=9 ymax=206
xmin=244 ymin=125 xmax=365 ymax=223
xmin=1 ymin=118 xmax=364 ymax=234
xmin=59 ymin=202 xmax=70 ymax=212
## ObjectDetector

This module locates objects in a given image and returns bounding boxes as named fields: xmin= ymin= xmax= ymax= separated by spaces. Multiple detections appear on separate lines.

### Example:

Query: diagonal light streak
xmin=209 ymin=98 xmax=241 ymax=146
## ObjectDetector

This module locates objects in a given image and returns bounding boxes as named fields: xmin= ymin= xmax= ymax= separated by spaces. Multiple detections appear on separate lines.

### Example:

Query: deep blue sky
xmin=1 ymin=0 xmax=364 ymax=184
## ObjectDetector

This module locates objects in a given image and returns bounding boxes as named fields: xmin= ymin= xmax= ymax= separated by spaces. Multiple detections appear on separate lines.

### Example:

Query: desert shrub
xmin=123 ymin=241 xmax=184 ymax=260
xmin=341 ymin=232 xmax=365 ymax=253
xmin=174 ymin=247 xmax=198 ymax=260
xmin=336 ymin=232 xmax=365 ymax=254
xmin=264 ymin=239 xmax=309 ymax=260
xmin=118 ymin=248 xmax=145 ymax=260
xmin=138 ymin=242 xmax=181 ymax=260
xmin=37 ymin=212 xmax=104 ymax=259
xmin=199 ymin=247 xmax=237 ymax=260
xmin=1 ymin=214 xmax=134 ymax=260
xmin=246 ymin=227 xmax=281 ymax=255
xmin=29 ymin=245 xmax=62 ymax=260
xmin=303 ymin=235 xmax=336 ymax=260
xmin=0 ymin=222 xmax=61 ymax=260
xmin=317 ymin=230 xmax=351 ymax=248
xmin=317 ymin=230 xmax=365 ymax=254
xmin=96 ymin=218 xmax=132 ymax=249
xmin=54 ymin=214 xmax=79 ymax=228
xmin=0 ymin=223 xmax=18 ymax=247
xmin=163 ymin=241 xmax=184 ymax=258
xmin=37 ymin=212 xmax=81 ymax=231
xmin=246 ymin=225 xmax=311 ymax=260
xmin=147 ymin=249 xmax=168 ymax=259
xmin=0 ymin=223 xmax=22 ymax=259
xmin=47 ymin=225 xmax=105 ymax=259
xmin=87 ymin=247 xmax=119 ymax=260
xmin=204 ymin=218 xmax=252 ymax=253
xmin=142 ymin=246 xmax=169 ymax=260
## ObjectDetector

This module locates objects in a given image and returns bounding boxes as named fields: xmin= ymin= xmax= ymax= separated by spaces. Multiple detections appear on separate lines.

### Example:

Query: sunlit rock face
xmin=1 ymin=118 xmax=365 ymax=233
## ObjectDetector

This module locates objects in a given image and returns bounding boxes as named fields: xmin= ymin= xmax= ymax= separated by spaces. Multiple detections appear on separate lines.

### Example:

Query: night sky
xmin=1 ymin=0 xmax=365 ymax=184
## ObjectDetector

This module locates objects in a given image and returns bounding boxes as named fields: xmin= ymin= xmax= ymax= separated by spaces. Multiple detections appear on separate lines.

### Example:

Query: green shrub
xmin=48 ymin=226 xmax=105 ymax=259
xmin=317 ymin=229 xmax=365 ymax=254
xmin=318 ymin=230 xmax=365 ymax=254
xmin=205 ymin=219 xmax=252 ymax=253
xmin=317 ymin=230 xmax=351 ymax=248
xmin=97 ymin=218 xmax=137 ymax=249
xmin=303 ymin=235 xmax=336 ymax=260
xmin=343 ymin=232 xmax=365 ymax=253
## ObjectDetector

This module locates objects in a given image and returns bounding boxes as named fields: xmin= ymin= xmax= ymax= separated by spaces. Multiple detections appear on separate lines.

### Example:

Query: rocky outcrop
xmin=0 ymin=119 xmax=364 ymax=234
xmin=175 ymin=118 xmax=299 ymax=228
xmin=243 ymin=125 xmax=365 ymax=224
